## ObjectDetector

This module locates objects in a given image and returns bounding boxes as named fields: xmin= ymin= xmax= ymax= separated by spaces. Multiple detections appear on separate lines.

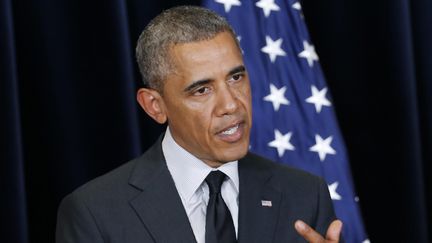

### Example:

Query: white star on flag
xmin=261 ymin=36 xmax=286 ymax=63
xmin=215 ymin=0 xmax=241 ymax=13
xmin=291 ymin=1 xmax=304 ymax=18
xmin=362 ymin=239 xmax=371 ymax=243
xmin=328 ymin=182 xmax=342 ymax=200
xmin=309 ymin=134 xmax=336 ymax=161
xmin=298 ymin=40 xmax=319 ymax=67
xmin=305 ymin=85 xmax=332 ymax=113
xmin=292 ymin=2 xmax=302 ymax=10
xmin=263 ymin=83 xmax=290 ymax=111
xmin=268 ymin=129 xmax=295 ymax=157
xmin=255 ymin=0 xmax=280 ymax=17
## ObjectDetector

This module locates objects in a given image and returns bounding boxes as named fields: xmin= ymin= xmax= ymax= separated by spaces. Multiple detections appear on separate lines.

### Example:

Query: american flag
xmin=203 ymin=0 xmax=369 ymax=242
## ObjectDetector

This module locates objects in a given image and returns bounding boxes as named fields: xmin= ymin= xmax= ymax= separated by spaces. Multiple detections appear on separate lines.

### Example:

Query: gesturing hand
xmin=294 ymin=219 xmax=343 ymax=243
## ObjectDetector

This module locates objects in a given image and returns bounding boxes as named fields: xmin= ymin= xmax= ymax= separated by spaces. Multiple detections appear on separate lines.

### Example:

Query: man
xmin=56 ymin=5 xmax=342 ymax=243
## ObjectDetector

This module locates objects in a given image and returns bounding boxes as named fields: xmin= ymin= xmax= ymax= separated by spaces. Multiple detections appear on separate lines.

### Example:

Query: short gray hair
xmin=135 ymin=5 xmax=239 ymax=91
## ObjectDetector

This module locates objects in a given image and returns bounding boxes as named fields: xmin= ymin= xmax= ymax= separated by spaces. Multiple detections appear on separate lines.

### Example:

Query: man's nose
xmin=215 ymin=84 xmax=239 ymax=116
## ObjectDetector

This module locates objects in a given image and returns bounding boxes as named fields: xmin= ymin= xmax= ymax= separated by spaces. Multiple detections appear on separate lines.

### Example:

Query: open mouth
xmin=221 ymin=123 xmax=239 ymax=135
xmin=217 ymin=122 xmax=245 ymax=143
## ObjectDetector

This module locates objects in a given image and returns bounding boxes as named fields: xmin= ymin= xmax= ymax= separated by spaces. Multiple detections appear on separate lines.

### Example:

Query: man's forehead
xmin=170 ymin=32 xmax=238 ymax=52
xmin=169 ymin=33 xmax=241 ymax=63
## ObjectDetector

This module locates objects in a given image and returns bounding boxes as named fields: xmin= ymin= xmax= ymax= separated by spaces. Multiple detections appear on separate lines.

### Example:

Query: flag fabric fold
xmin=203 ymin=1 xmax=369 ymax=242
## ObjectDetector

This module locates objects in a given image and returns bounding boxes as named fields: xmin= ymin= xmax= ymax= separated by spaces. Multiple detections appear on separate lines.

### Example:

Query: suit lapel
xmin=128 ymin=139 xmax=197 ymax=243
xmin=237 ymin=154 xmax=282 ymax=243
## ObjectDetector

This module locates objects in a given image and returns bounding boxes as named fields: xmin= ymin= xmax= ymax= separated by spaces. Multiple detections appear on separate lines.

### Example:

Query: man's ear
xmin=136 ymin=88 xmax=167 ymax=124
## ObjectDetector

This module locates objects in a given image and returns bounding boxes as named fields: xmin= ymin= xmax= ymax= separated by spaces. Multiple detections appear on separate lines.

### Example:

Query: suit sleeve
xmin=56 ymin=192 xmax=104 ymax=243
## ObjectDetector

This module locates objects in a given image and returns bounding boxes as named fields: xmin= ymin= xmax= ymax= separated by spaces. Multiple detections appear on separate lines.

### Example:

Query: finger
xmin=326 ymin=220 xmax=343 ymax=242
xmin=294 ymin=220 xmax=325 ymax=243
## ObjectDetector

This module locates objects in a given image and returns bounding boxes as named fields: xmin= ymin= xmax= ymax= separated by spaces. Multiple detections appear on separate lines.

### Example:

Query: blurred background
xmin=1 ymin=0 xmax=431 ymax=242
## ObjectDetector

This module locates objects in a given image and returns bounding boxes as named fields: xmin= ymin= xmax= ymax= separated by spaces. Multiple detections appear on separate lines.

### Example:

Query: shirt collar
xmin=162 ymin=127 xmax=239 ymax=203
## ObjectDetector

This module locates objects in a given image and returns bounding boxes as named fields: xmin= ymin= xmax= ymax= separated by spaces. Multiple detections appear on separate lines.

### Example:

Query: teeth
xmin=222 ymin=124 xmax=239 ymax=135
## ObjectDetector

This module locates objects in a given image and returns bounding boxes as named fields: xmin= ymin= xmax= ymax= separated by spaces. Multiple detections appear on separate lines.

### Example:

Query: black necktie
xmin=205 ymin=170 xmax=237 ymax=243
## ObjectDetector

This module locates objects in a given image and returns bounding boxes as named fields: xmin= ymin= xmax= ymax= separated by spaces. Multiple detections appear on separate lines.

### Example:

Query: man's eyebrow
xmin=228 ymin=65 xmax=246 ymax=76
xmin=183 ymin=79 xmax=212 ymax=93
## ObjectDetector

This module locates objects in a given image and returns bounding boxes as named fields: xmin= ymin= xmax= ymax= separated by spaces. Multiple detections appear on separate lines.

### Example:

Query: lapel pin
xmin=261 ymin=200 xmax=272 ymax=207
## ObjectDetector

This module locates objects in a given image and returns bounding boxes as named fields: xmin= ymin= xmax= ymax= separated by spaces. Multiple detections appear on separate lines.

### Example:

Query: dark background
xmin=1 ymin=0 xmax=431 ymax=242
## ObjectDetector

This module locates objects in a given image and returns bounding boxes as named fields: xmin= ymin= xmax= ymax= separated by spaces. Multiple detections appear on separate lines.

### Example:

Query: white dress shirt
xmin=162 ymin=127 xmax=239 ymax=243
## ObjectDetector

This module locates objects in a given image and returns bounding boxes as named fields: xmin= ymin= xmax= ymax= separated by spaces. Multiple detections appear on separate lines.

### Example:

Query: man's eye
xmin=230 ymin=73 xmax=243 ymax=82
xmin=193 ymin=87 xmax=210 ymax=96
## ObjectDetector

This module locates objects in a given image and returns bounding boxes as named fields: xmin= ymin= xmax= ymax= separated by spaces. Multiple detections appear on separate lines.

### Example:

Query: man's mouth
xmin=217 ymin=122 xmax=245 ymax=143
xmin=221 ymin=124 xmax=239 ymax=135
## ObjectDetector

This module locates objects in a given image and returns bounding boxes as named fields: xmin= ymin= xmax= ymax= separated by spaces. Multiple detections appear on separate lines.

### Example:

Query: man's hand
xmin=294 ymin=219 xmax=342 ymax=243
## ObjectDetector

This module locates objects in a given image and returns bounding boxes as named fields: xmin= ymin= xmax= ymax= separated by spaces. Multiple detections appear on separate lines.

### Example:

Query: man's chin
xmin=218 ymin=145 xmax=249 ymax=162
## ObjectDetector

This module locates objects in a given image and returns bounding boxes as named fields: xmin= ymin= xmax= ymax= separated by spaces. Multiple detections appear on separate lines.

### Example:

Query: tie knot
xmin=205 ymin=170 xmax=226 ymax=195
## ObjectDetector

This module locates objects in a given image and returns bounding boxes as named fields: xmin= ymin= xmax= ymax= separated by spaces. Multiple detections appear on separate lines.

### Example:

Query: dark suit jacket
xmin=56 ymin=138 xmax=336 ymax=243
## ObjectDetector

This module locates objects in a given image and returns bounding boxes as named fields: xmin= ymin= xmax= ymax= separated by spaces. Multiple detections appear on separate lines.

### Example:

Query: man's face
xmin=161 ymin=31 xmax=252 ymax=167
